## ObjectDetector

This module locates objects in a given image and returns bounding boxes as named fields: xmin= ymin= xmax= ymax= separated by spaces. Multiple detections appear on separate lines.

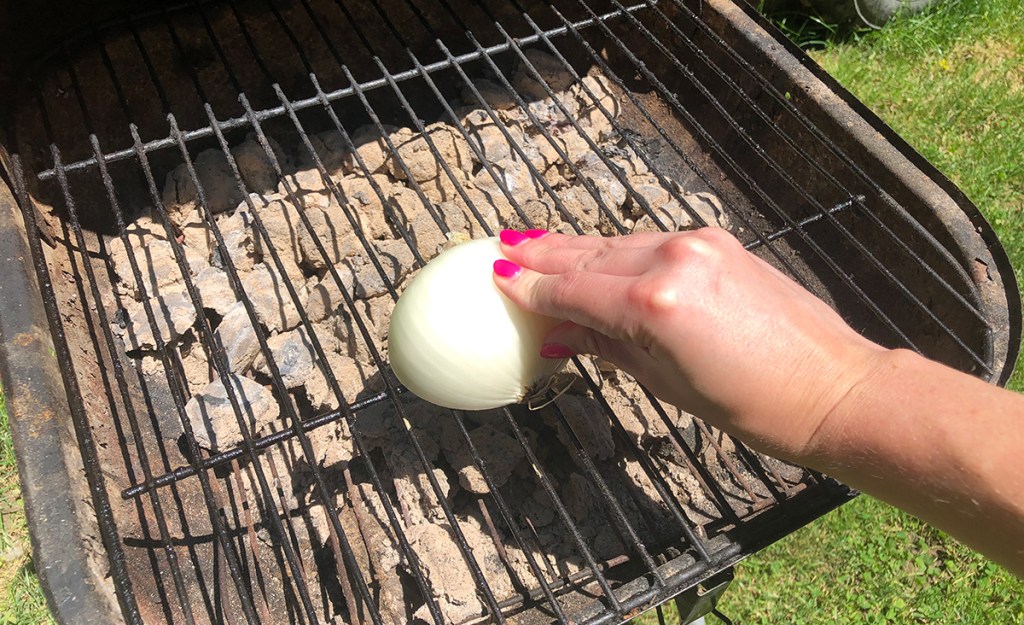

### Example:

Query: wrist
xmin=797 ymin=346 xmax=913 ymax=467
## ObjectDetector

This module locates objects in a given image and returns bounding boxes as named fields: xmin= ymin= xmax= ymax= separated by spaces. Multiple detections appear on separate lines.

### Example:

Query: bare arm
xmin=493 ymin=228 xmax=1024 ymax=575
xmin=811 ymin=349 xmax=1024 ymax=574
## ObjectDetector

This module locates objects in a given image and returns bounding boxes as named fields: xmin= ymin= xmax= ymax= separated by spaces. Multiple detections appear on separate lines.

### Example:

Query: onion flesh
xmin=388 ymin=237 xmax=566 ymax=410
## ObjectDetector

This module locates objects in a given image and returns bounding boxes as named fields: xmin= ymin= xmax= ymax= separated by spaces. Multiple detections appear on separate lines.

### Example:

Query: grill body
xmin=0 ymin=1 xmax=1018 ymax=624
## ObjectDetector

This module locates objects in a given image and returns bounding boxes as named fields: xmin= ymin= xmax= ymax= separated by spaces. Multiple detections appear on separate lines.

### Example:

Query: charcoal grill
xmin=0 ymin=0 xmax=1018 ymax=624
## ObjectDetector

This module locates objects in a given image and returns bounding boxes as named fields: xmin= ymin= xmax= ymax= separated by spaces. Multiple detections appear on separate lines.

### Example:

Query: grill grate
xmin=2 ymin=0 xmax=1015 ymax=624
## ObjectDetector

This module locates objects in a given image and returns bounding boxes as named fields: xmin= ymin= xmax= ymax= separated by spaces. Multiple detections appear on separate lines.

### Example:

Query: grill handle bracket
xmin=671 ymin=568 xmax=734 ymax=624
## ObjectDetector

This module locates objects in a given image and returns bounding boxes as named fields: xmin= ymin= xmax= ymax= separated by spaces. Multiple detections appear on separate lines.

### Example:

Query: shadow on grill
xmin=0 ymin=0 xmax=1016 ymax=624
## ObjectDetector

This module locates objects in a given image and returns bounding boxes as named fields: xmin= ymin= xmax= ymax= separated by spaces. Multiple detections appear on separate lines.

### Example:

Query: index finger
xmin=494 ymin=264 xmax=642 ymax=344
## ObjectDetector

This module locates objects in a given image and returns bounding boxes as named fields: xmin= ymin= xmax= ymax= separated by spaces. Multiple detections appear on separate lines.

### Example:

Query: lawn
xmin=1 ymin=0 xmax=1022 ymax=623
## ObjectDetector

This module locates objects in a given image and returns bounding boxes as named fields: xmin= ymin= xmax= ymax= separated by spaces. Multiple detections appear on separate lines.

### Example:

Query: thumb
xmin=542 ymin=321 xmax=649 ymax=373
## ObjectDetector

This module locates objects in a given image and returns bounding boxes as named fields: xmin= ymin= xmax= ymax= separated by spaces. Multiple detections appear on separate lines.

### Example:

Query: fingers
xmin=493 ymin=261 xmax=640 ymax=342
xmin=499 ymin=229 xmax=672 ymax=276
xmin=541 ymin=321 xmax=655 ymax=372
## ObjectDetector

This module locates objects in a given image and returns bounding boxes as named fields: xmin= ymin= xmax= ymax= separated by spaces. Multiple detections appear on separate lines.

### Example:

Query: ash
xmin=106 ymin=50 xmax=794 ymax=624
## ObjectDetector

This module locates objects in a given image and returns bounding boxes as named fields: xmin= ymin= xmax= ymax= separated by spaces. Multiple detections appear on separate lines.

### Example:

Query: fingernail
xmin=524 ymin=229 xmax=548 ymax=239
xmin=493 ymin=259 xmax=522 ymax=279
xmin=540 ymin=343 xmax=575 ymax=359
xmin=499 ymin=229 xmax=528 ymax=246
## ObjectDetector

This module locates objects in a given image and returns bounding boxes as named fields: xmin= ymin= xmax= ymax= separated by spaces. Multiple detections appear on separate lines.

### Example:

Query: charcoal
xmin=108 ymin=237 xmax=205 ymax=301
xmin=231 ymin=134 xmax=290 ymax=196
xmin=217 ymin=206 xmax=259 ymax=272
xmin=303 ymin=350 xmax=380 ymax=411
xmin=461 ymin=79 xmax=518 ymax=111
xmin=241 ymin=263 xmax=308 ymax=332
xmin=215 ymin=302 xmax=261 ymax=373
xmin=549 ymin=393 xmax=616 ymax=461
xmin=252 ymin=325 xmax=323 ymax=389
xmin=184 ymin=374 xmax=279 ymax=451
xmin=251 ymin=197 xmax=306 ymax=285
xmin=115 ymin=291 xmax=197 ymax=351
xmin=345 ymin=124 xmax=403 ymax=175
xmin=406 ymin=523 xmax=482 ymax=624
xmin=162 ymin=148 xmax=244 ymax=219
xmin=387 ymin=122 xmax=474 ymax=183
xmin=298 ymin=204 xmax=362 ymax=270
xmin=335 ymin=173 xmax=395 ymax=240
xmin=443 ymin=424 xmax=523 ymax=494
xmin=193 ymin=266 xmax=237 ymax=316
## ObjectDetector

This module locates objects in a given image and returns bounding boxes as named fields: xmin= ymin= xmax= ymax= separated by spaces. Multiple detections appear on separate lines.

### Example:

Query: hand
xmin=492 ymin=228 xmax=888 ymax=462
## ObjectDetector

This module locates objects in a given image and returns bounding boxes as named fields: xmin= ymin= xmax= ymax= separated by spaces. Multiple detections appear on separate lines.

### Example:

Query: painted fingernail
xmin=493 ymin=259 xmax=522 ymax=278
xmin=540 ymin=343 xmax=575 ymax=359
xmin=524 ymin=229 xmax=548 ymax=239
xmin=499 ymin=229 xmax=528 ymax=246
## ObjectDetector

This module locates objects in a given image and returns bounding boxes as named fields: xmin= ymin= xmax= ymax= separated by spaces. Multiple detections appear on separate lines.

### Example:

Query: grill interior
xmin=0 ymin=0 xmax=1017 ymax=624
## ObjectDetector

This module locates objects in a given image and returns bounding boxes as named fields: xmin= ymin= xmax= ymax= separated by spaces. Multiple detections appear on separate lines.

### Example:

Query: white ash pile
xmin=103 ymin=49 xmax=756 ymax=624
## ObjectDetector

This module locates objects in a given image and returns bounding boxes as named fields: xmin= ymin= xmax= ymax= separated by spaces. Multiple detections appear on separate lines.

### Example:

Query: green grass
xmin=2 ymin=1 xmax=1022 ymax=623
xmin=637 ymin=0 xmax=1024 ymax=622
xmin=0 ymin=391 xmax=54 ymax=625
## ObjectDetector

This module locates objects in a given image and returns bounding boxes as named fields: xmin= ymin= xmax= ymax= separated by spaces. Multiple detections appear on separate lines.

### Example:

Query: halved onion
xmin=388 ymin=237 xmax=566 ymax=410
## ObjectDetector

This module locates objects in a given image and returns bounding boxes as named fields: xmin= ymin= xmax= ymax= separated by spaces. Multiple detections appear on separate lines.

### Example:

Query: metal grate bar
xmin=80 ymin=140 xmax=200 ymax=624
xmin=235 ymin=91 xmax=509 ymax=623
xmin=45 ymin=44 xmax=203 ymax=617
xmin=566 ymin=0 xmax=926 ymax=356
xmin=663 ymin=0 xmax=989 ymax=325
xmin=126 ymin=11 xmax=374 ymax=619
xmin=452 ymin=411 xmax=572 ymax=621
xmin=629 ymin=0 xmax=993 ymax=365
xmin=167 ymin=10 xmax=458 ymax=621
xmin=122 ymin=391 xmax=391 ymax=498
xmin=198 ymin=105 xmax=387 ymax=624
xmin=276 ymin=1 xmax=645 ymax=616
xmin=34 ymin=2 xmax=649 ymax=180
xmin=499 ymin=404 xmax=626 ymax=616
xmin=129 ymin=122 xmax=316 ymax=623
xmin=519 ymin=1 xmax=819 ymax=510
xmin=350 ymin=0 xmax=682 ymax=614
xmin=504 ymin=2 xmax=795 ymax=512
xmin=224 ymin=8 xmax=533 ymax=618
xmin=11 ymin=1 xmax=990 ymax=623
xmin=539 ymin=2 xmax=829 ymax=292
xmin=367 ymin=0 xmax=679 ymax=589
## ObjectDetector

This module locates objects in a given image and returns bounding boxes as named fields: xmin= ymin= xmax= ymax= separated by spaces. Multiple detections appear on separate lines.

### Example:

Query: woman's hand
xmin=493 ymin=228 xmax=1024 ymax=575
xmin=492 ymin=228 xmax=887 ymax=462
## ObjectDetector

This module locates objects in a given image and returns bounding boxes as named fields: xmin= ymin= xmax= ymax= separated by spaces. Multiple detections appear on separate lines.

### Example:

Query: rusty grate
xmin=1 ymin=0 xmax=1016 ymax=624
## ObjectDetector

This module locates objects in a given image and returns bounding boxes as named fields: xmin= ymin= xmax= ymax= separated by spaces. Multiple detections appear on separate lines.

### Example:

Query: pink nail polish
xmin=524 ymin=229 xmax=548 ymax=239
xmin=493 ymin=259 xmax=522 ymax=278
xmin=540 ymin=343 xmax=575 ymax=359
xmin=499 ymin=229 xmax=528 ymax=246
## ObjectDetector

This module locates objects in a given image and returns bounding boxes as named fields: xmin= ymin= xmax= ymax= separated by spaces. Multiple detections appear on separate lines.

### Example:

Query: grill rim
xmin=727 ymin=0 xmax=1022 ymax=385
xmin=0 ymin=0 xmax=1019 ymax=624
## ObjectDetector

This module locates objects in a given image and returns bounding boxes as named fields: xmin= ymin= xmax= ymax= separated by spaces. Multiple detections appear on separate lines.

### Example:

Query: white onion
xmin=388 ymin=237 xmax=567 ymax=410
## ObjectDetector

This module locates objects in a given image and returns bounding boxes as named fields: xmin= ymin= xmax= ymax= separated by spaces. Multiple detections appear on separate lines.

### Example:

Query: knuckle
xmin=575 ymin=246 xmax=610 ymax=273
xmin=627 ymin=276 xmax=681 ymax=316
xmin=694 ymin=226 xmax=737 ymax=247
xmin=659 ymin=229 xmax=734 ymax=269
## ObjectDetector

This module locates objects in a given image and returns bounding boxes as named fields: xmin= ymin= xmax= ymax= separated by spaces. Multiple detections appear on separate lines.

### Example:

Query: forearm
xmin=807 ymin=349 xmax=1024 ymax=575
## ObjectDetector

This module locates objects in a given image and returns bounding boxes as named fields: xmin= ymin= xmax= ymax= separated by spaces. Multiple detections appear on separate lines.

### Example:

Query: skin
xmin=493 ymin=228 xmax=1024 ymax=576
